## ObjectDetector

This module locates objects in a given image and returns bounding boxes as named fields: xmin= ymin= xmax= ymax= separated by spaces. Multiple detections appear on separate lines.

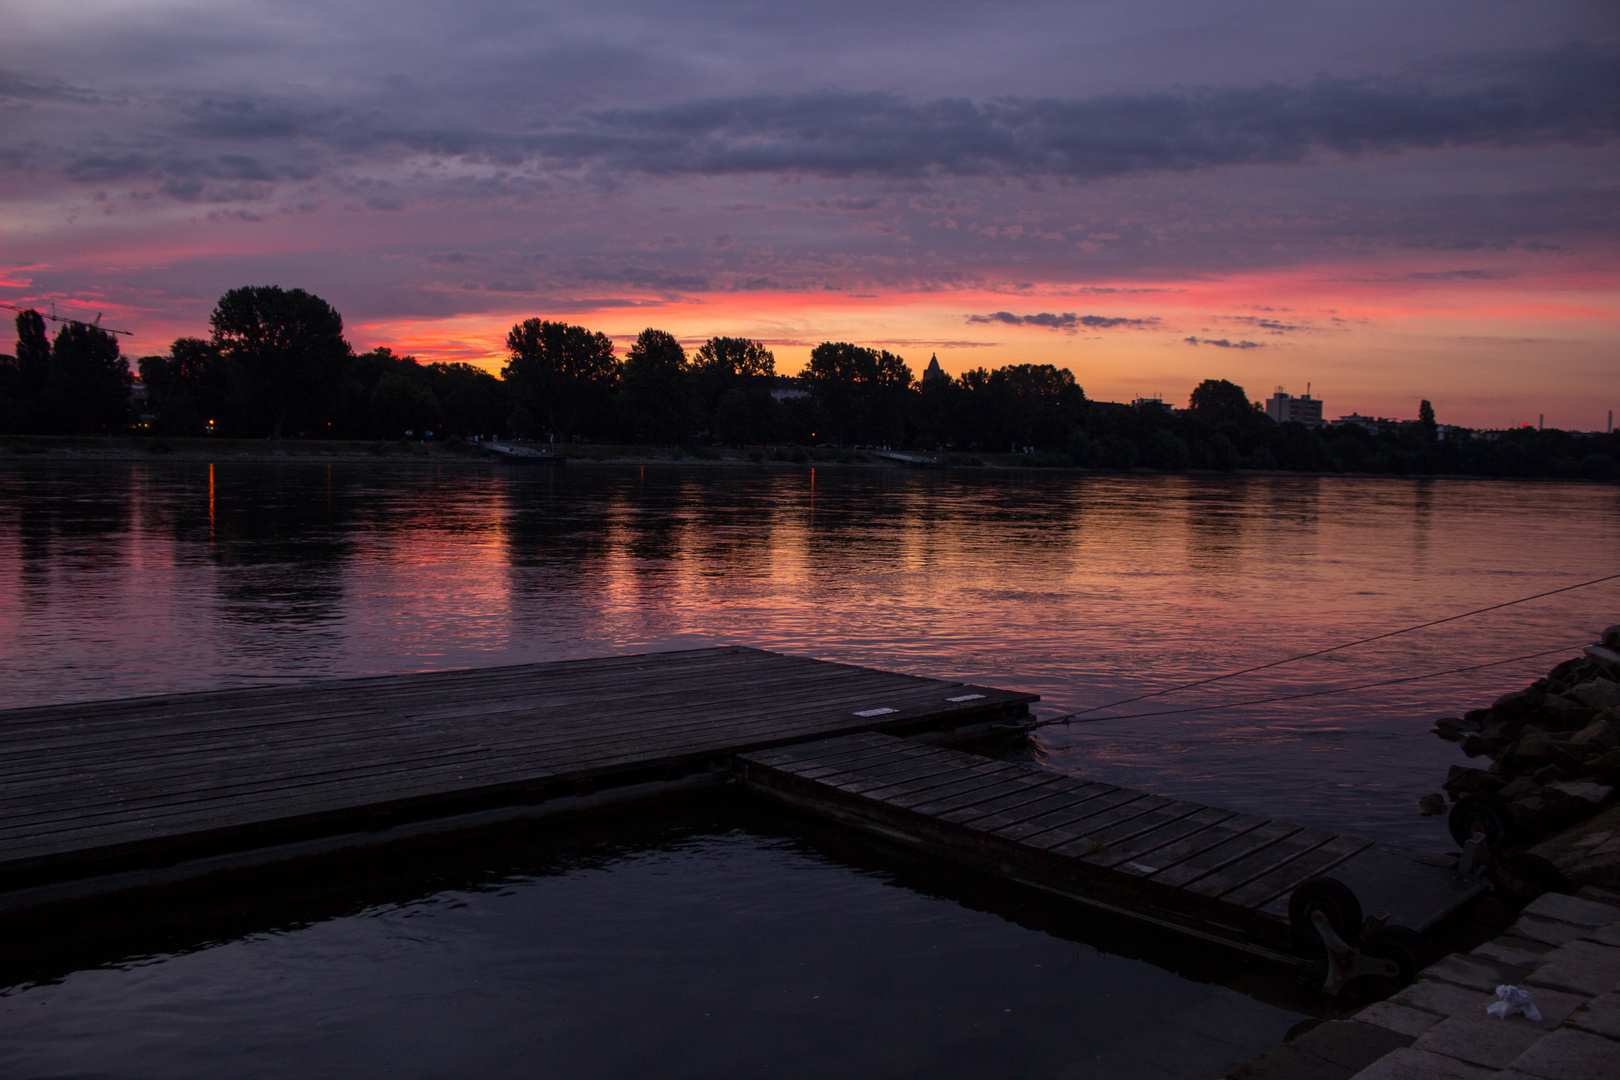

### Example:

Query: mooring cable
xmin=1031 ymin=640 xmax=1592 ymax=729
xmin=1052 ymin=570 xmax=1620 ymax=723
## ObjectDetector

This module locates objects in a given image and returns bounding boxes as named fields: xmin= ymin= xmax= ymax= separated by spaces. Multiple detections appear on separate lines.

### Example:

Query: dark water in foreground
xmin=1 ymin=462 xmax=1617 ymax=1077
xmin=1 ymin=805 xmax=1304 ymax=1080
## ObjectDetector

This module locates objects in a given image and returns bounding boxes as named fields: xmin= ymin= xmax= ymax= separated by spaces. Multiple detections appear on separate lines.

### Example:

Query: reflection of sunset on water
xmin=0 ymin=462 xmax=1615 ymax=850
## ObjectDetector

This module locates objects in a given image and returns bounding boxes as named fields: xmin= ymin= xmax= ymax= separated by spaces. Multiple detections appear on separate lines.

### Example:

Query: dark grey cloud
xmin=180 ymin=98 xmax=345 ymax=141
xmin=967 ymin=311 xmax=1157 ymax=329
xmin=1230 ymin=316 xmax=1306 ymax=332
xmin=576 ymin=267 xmax=711 ymax=290
xmin=1185 ymin=336 xmax=1264 ymax=348
xmin=0 ymin=68 xmax=103 ymax=103
xmin=12 ymin=45 xmax=1616 ymax=202
xmin=512 ymin=47 xmax=1618 ymax=180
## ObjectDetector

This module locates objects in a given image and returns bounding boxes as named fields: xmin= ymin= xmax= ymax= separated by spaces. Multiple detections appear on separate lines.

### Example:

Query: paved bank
xmin=1221 ymin=888 xmax=1620 ymax=1079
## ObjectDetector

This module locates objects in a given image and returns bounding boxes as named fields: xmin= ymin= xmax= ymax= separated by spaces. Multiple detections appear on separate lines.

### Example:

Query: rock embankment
xmin=1434 ymin=625 xmax=1620 ymax=884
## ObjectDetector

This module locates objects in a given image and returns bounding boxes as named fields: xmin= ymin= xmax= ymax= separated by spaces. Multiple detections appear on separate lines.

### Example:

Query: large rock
xmin=1546 ymin=780 xmax=1614 ymax=806
xmin=1492 ymin=687 xmax=1545 ymax=719
xmin=1527 ymin=803 xmax=1620 ymax=889
xmin=1570 ymin=679 xmax=1620 ymax=711
xmin=1444 ymin=765 xmax=1505 ymax=800
xmin=1570 ymin=715 xmax=1620 ymax=755
xmin=1579 ymin=749 xmax=1620 ymax=785
xmin=1536 ymin=693 xmax=1598 ymax=732
xmin=1499 ymin=729 xmax=1578 ymax=775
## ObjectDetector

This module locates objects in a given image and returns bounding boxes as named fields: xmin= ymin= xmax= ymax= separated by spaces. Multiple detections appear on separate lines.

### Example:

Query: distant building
xmin=1133 ymin=396 xmax=1171 ymax=413
xmin=770 ymin=377 xmax=810 ymax=402
xmin=922 ymin=354 xmax=946 ymax=384
xmin=1330 ymin=413 xmax=1385 ymax=435
xmin=1266 ymin=387 xmax=1324 ymax=428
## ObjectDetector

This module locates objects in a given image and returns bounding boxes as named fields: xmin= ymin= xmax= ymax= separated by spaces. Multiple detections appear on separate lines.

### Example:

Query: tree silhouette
xmin=138 ymin=338 xmax=229 ymax=435
xmin=42 ymin=321 xmax=132 ymax=433
xmin=14 ymin=309 xmax=51 ymax=401
xmin=619 ymin=328 xmax=693 ymax=444
xmin=0 ymin=309 xmax=55 ymax=432
xmin=210 ymin=286 xmax=350 ymax=437
xmin=802 ymin=342 xmax=912 ymax=445
xmin=1419 ymin=399 xmax=1438 ymax=441
xmin=502 ymin=319 xmax=618 ymax=441
xmin=691 ymin=336 xmax=775 ymax=439
xmin=1189 ymin=378 xmax=1255 ymax=426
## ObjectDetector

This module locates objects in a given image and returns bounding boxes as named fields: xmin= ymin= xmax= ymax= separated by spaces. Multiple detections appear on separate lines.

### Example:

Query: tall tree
xmin=1189 ymin=378 xmax=1256 ymax=426
xmin=502 ymin=319 xmax=619 ymax=441
xmin=692 ymin=336 xmax=775 ymax=438
xmin=1419 ymin=399 xmax=1438 ymax=441
xmin=210 ymin=286 xmax=350 ymax=437
xmin=801 ymin=342 xmax=912 ymax=445
xmin=139 ymin=337 xmax=230 ymax=435
xmin=988 ymin=364 xmax=1087 ymax=450
xmin=423 ymin=362 xmax=508 ymax=438
xmin=14 ymin=309 xmax=51 ymax=400
xmin=619 ymin=328 xmax=693 ymax=444
xmin=0 ymin=309 xmax=52 ymax=432
xmin=47 ymin=321 xmax=132 ymax=433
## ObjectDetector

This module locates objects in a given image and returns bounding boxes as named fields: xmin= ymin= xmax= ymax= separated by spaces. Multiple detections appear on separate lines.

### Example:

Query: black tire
xmin=1357 ymin=925 xmax=1432 ymax=987
xmin=1505 ymin=853 xmax=1569 ymax=897
xmin=1289 ymin=877 xmax=1363 ymax=957
xmin=1449 ymin=794 xmax=1513 ymax=849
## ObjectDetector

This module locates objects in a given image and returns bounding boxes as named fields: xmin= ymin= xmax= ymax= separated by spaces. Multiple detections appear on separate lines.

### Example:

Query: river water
xmin=2 ymin=461 xmax=1617 ymax=1078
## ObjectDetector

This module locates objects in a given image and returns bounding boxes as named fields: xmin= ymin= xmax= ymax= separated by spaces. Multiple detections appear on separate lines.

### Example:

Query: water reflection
xmin=1 ymin=461 xmax=1616 ymax=849
xmin=0 ymin=798 xmax=1309 ymax=1080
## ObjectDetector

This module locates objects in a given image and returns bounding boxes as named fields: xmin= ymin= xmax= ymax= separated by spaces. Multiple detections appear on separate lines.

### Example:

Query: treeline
xmin=1 ymin=285 xmax=1615 ymax=481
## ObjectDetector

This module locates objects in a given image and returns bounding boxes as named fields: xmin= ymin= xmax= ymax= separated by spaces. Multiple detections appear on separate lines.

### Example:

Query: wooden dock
xmin=1 ymin=646 xmax=1491 ymax=973
xmin=736 ymin=732 xmax=1489 ymax=960
xmin=0 ymin=647 xmax=1033 ymax=912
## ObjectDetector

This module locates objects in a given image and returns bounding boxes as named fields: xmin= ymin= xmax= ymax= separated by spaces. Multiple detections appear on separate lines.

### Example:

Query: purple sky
xmin=3 ymin=1 xmax=1617 ymax=425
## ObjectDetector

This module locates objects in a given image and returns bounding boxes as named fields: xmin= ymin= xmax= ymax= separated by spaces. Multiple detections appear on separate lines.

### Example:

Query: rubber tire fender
xmin=1448 ymin=793 xmax=1513 ymax=849
xmin=1357 ymin=925 xmax=1432 ymax=988
xmin=1288 ymin=876 xmax=1363 ymax=957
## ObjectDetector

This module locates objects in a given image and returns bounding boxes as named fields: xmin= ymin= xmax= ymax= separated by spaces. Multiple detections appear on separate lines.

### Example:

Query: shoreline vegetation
xmin=4 ymin=285 xmax=1617 ymax=483
xmin=4 ymin=433 xmax=1620 ymax=484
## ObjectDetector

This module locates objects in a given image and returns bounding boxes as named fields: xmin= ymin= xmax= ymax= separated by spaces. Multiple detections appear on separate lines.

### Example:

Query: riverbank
xmin=3 ymin=435 xmax=1616 ymax=484
xmin=1435 ymin=628 xmax=1620 ymax=890
xmin=1220 ymin=886 xmax=1620 ymax=1078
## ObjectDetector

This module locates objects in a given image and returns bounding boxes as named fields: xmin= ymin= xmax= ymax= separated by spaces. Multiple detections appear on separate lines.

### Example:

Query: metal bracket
xmin=1313 ymin=909 xmax=1399 ymax=996
xmin=1458 ymin=835 xmax=1485 ymax=876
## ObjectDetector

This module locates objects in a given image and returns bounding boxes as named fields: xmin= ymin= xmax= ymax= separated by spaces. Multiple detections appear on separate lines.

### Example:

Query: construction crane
xmin=0 ymin=300 xmax=134 ymax=336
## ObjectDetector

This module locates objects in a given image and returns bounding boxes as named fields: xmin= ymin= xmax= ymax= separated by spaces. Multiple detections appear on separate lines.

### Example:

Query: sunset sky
xmin=3 ymin=0 xmax=1616 ymax=428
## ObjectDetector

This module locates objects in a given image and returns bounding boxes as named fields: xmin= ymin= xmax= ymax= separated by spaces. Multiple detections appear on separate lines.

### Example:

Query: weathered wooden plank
xmin=0 ymin=666 xmax=1016 ymax=779
xmin=1041 ymin=796 xmax=1178 ymax=856
xmin=1048 ymin=799 xmax=1205 ymax=858
xmin=877 ymin=764 xmax=1034 ymax=810
xmin=824 ymin=757 xmax=975 ymax=796
xmin=916 ymin=774 xmax=1075 ymax=820
xmin=0 ymin=682 xmax=1016 ymax=832
xmin=1220 ymin=836 xmax=1370 ymax=910
xmin=0 ymin=654 xmax=1022 ymax=769
xmin=1181 ymin=827 xmax=1337 ymax=898
xmin=1147 ymin=821 xmax=1302 ymax=888
xmin=1007 ymin=789 xmax=1151 ymax=850
xmin=1110 ymin=813 xmax=1271 ymax=878
xmin=0 ymin=650 xmax=1039 ymax=878
xmin=1078 ymin=806 xmax=1237 ymax=870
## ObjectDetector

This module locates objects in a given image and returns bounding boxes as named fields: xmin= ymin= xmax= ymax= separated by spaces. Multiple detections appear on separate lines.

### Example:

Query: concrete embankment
xmin=1219 ymin=887 xmax=1620 ymax=1078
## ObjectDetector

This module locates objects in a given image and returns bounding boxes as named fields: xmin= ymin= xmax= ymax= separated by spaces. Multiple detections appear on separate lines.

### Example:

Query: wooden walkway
xmin=737 ymin=732 xmax=1488 ymax=958
xmin=0 ymin=647 xmax=1034 ymax=909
